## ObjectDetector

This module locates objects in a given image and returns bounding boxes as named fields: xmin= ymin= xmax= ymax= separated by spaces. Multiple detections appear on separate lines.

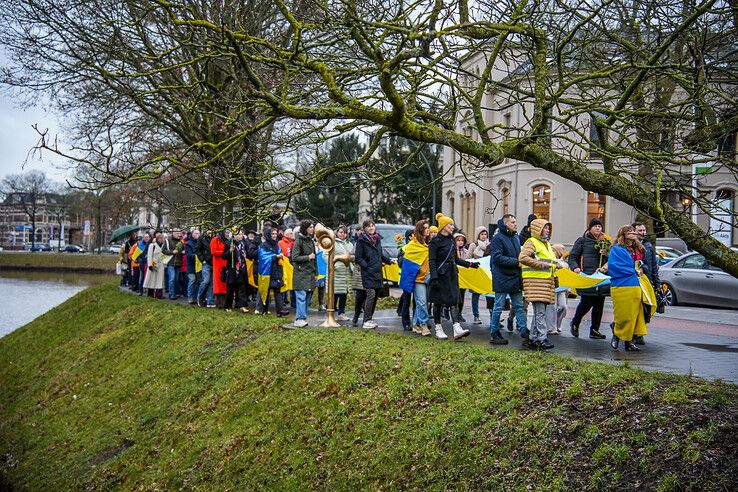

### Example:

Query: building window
xmin=532 ymin=184 xmax=551 ymax=221
xmin=587 ymin=192 xmax=607 ymax=230
xmin=501 ymin=187 xmax=510 ymax=216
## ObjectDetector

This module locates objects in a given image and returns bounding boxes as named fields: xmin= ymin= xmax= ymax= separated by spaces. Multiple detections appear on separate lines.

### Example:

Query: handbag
xmin=436 ymin=246 xmax=455 ymax=276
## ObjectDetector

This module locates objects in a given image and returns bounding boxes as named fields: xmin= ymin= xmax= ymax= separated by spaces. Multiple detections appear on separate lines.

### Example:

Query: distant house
xmin=0 ymin=192 xmax=78 ymax=250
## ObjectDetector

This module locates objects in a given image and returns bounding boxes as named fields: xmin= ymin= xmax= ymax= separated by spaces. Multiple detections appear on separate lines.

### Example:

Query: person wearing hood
xmin=257 ymin=227 xmax=288 ymax=316
xmin=453 ymin=232 xmax=470 ymax=322
xmin=519 ymin=213 xmax=537 ymax=245
xmin=278 ymin=228 xmax=295 ymax=307
xmin=397 ymin=228 xmax=415 ymax=330
xmin=567 ymin=218 xmax=610 ymax=340
xmin=333 ymin=225 xmax=355 ymax=321
xmin=185 ymin=229 xmax=200 ymax=304
xmin=488 ymin=214 xmax=529 ymax=345
xmin=468 ymin=226 xmax=489 ymax=324
xmin=210 ymin=228 xmax=232 ymax=308
xmin=354 ymin=219 xmax=394 ymax=329
xmin=197 ymin=229 xmax=215 ymax=307
xmin=290 ymin=220 xmax=317 ymax=328
xmin=428 ymin=213 xmax=479 ymax=340
xmin=222 ymin=229 xmax=249 ymax=312
xmin=519 ymin=218 xmax=565 ymax=350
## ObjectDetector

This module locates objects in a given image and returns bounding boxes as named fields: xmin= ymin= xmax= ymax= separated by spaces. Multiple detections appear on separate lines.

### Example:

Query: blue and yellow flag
xmin=129 ymin=239 xmax=145 ymax=262
xmin=458 ymin=257 xmax=493 ymax=294
xmin=315 ymin=251 xmax=327 ymax=286
xmin=246 ymin=259 xmax=258 ymax=289
xmin=281 ymin=258 xmax=293 ymax=293
xmin=258 ymin=247 xmax=276 ymax=303
xmin=399 ymin=240 xmax=428 ymax=293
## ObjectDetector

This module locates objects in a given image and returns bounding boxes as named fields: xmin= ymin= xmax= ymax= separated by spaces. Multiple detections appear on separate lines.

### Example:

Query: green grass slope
xmin=1 ymin=283 xmax=736 ymax=491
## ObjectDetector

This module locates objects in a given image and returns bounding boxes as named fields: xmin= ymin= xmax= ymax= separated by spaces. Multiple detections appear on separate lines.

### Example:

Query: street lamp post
xmin=399 ymin=141 xmax=437 ymax=219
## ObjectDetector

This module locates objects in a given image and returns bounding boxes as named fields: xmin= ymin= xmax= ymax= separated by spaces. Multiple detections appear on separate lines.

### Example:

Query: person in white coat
xmin=143 ymin=232 xmax=166 ymax=298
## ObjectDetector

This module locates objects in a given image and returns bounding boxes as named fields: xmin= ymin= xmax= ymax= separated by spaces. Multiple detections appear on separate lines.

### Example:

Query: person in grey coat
xmin=333 ymin=225 xmax=354 ymax=321
xmin=290 ymin=220 xmax=317 ymax=327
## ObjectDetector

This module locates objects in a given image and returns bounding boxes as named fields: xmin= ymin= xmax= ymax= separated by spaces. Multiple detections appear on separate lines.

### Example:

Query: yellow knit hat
xmin=435 ymin=212 xmax=454 ymax=231
xmin=429 ymin=225 xmax=438 ymax=233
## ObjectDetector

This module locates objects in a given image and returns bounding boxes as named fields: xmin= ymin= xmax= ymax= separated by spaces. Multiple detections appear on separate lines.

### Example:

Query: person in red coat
xmin=210 ymin=228 xmax=231 ymax=308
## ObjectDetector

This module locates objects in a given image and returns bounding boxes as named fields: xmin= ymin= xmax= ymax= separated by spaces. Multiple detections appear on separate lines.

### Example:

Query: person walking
xmin=333 ymin=225 xmax=354 ymax=321
xmin=428 ymin=213 xmax=479 ymax=340
xmin=567 ymin=218 xmax=610 ymax=340
xmin=210 ymin=228 xmax=231 ymax=309
xmin=162 ymin=230 xmax=184 ymax=299
xmin=488 ymin=214 xmax=529 ymax=346
xmin=468 ymin=226 xmax=489 ymax=324
xmin=519 ymin=218 xmax=562 ymax=350
xmin=608 ymin=225 xmax=648 ymax=352
xmin=197 ymin=230 xmax=215 ymax=307
xmin=453 ymin=232 xmax=470 ymax=322
xmin=547 ymin=244 xmax=570 ymax=335
xmin=633 ymin=222 xmax=660 ymax=345
xmin=185 ymin=229 xmax=200 ymax=303
xmin=143 ymin=232 xmax=165 ymax=298
xmin=406 ymin=219 xmax=432 ymax=337
xmin=354 ymin=220 xmax=394 ymax=329
xmin=290 ymin=220 xmax=317 ymax=328
xmin=397 ymin=229 xmax=415 ymax=330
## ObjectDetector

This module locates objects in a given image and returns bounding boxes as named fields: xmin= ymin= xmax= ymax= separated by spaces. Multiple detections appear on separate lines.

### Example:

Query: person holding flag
xmin=257 ymin=227 xmax=288 ymax=316
xmin=400 ymin=219 xmax=434 ymax=337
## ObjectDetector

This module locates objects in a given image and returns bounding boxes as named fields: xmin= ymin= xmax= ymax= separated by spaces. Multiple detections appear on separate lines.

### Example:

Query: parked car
xmin=24 ymin=243 xmax=51 ymax=252
xmin=108 ymin=244 xmax=122 ymax=254
xmin=659 ymin=248 xmax=738 ymax=309
xmin=656 ymin=246 xmax=682 ymax=266
xmin=63 ymin=244 xmax=86 ymax=253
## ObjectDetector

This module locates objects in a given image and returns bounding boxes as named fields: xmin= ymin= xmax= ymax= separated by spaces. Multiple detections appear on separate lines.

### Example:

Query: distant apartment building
xmin=442 ymin=51 xmax=737 ymax=247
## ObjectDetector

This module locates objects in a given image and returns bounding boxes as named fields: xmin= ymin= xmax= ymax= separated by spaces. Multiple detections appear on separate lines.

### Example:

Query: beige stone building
xmin=442 ymin=52 xmax=738 ymax=248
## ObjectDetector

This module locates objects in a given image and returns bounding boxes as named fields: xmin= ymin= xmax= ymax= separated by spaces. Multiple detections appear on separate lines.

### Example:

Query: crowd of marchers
xmin=118 ymin=211 xmax=662 ymax=352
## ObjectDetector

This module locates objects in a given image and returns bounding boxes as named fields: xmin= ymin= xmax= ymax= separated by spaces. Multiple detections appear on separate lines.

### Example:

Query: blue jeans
xmin=187 ymin=272 xmax=198 ymax=299
xmin=295 ymin=290 xmax=308 ymax=320
xmin=471 ymin=292 xmax=481 ymax=318
xmin=490 ymin=291 xmax=528 ymax=337
xmin=198 ymin=263 xmax=214 ymax=304
xmin=167 ymin=265 xmax=178 ymax=298
xmin=412 ymin=283 xmax=429 ymax=326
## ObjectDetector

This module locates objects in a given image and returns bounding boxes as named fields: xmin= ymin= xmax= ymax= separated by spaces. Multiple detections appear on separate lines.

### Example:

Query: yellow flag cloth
xmin=640 ymin=274 xmax=656 ymax=307
xmin=556 ymin=269 xmax=608 ymax=290
xmin=458 ymin=265 xmax=493 ymax=294
xmin=382 ymin=263 xmax=400 ymax=283
xmin=195 ymin=256 xmax=202 ymax=273
xmin=281 ymin=258 xmax=293 ymax=293
xmin=246 ymin=259 xmax=258 ymax=289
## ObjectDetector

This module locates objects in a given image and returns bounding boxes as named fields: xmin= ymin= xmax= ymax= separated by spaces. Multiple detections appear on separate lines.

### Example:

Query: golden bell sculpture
xmin=314 ymin=223 xmax=351 ymax=327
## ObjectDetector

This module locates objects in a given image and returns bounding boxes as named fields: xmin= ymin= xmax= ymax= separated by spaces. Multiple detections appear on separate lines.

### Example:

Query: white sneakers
xmin=363 ymin=320 xmax=378 ymax=330
xmin=434 ymin=324 xmax=448 ymax=339
xmin=293 ymin=319 xmax=308 ymax=328
xmin=453 ymin=322 xmax=471 ymax=340
xmin=336 ymin=314 xmax=349 ymax=321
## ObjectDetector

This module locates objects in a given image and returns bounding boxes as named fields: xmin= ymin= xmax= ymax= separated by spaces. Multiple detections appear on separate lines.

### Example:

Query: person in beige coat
xmin=519 ymin=219 xmax=565 ymax=350
xmin=143 ymin=232 xmax=166 ymax=298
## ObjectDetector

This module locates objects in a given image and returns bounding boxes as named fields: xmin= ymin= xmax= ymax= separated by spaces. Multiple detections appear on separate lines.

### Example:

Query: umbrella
xmin=109 ymin=224 xmax=140 ymax=243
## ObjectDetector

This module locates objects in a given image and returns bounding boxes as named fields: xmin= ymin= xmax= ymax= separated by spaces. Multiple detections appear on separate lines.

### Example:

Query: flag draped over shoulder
xmin=258 ymin=247 xmax=276 ymax=303
xmin=399 ymin=240 xmax=428 ymax=293
xmin=458 ymin=257 xmax=493 ymax=294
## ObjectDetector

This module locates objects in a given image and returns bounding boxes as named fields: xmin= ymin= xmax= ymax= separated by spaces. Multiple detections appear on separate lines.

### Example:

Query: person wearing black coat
xmin=223 ymin=230 xmax=249 ymax=312
xmin=428 ymin=213 xmax=478 ymax=340
xmin=184 ymin=229 xmax=200 ymax=303
xmin=354 ymin=220 xmax=393 ymax=329
xmin=196 ymin=230 xmax=215 ymax=307
xmin=567 ymin=218 xmax=609 ymax=340
xmin=488 ymin=215 xmax=530 ymax=345
xmin=519 ymin=214 xmax=537 ymax=245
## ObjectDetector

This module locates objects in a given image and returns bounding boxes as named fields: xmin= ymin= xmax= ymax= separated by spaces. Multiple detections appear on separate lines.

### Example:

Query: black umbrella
xmin=109 ymin=224 xmax=140 ymax=243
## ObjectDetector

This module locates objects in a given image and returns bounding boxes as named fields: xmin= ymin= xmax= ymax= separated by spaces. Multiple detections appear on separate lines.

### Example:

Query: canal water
xmin=0 ymin=271 xmax=114 ymax=337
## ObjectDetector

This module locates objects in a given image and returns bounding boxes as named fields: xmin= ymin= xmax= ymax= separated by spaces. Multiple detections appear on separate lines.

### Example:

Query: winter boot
xmin=452 ymin=322 xmax=471 ymax=340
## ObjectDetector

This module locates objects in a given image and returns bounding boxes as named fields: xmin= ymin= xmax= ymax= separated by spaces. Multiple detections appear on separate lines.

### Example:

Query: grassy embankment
xmin=0 ymin=252 xmax=115 ymax=272
xmin=0 ymin=282 xmax=736 ymax=491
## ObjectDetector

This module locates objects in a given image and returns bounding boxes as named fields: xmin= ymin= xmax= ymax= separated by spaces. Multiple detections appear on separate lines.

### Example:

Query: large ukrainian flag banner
xmin=398 ymin=240 xmax=428 ymax=293
xmin=458 ymin=257 xmax=494 ymax=294
xmin=258 ymin=247 xmax=276 ymax=303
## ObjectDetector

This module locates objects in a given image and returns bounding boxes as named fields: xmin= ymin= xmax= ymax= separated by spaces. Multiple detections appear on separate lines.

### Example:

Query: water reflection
xmin=0 ymin=271 xmax=115 ymax=337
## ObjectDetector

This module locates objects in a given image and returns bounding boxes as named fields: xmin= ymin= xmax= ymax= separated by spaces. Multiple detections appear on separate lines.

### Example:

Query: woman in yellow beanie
xmin=427 ymin=212 xmax=480 ymax=340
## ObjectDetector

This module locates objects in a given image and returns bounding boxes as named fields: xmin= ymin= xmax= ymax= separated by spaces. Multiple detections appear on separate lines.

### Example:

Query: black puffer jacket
xmin=568 ymin=231 xmax=609 ymax=274
xmin=428 ymin=233 xmax=475 ymax=305
xmin=354 ymin=233 xmax=391 ymax=289
xmin=196 ymin=232 xmax=213 ymax=265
